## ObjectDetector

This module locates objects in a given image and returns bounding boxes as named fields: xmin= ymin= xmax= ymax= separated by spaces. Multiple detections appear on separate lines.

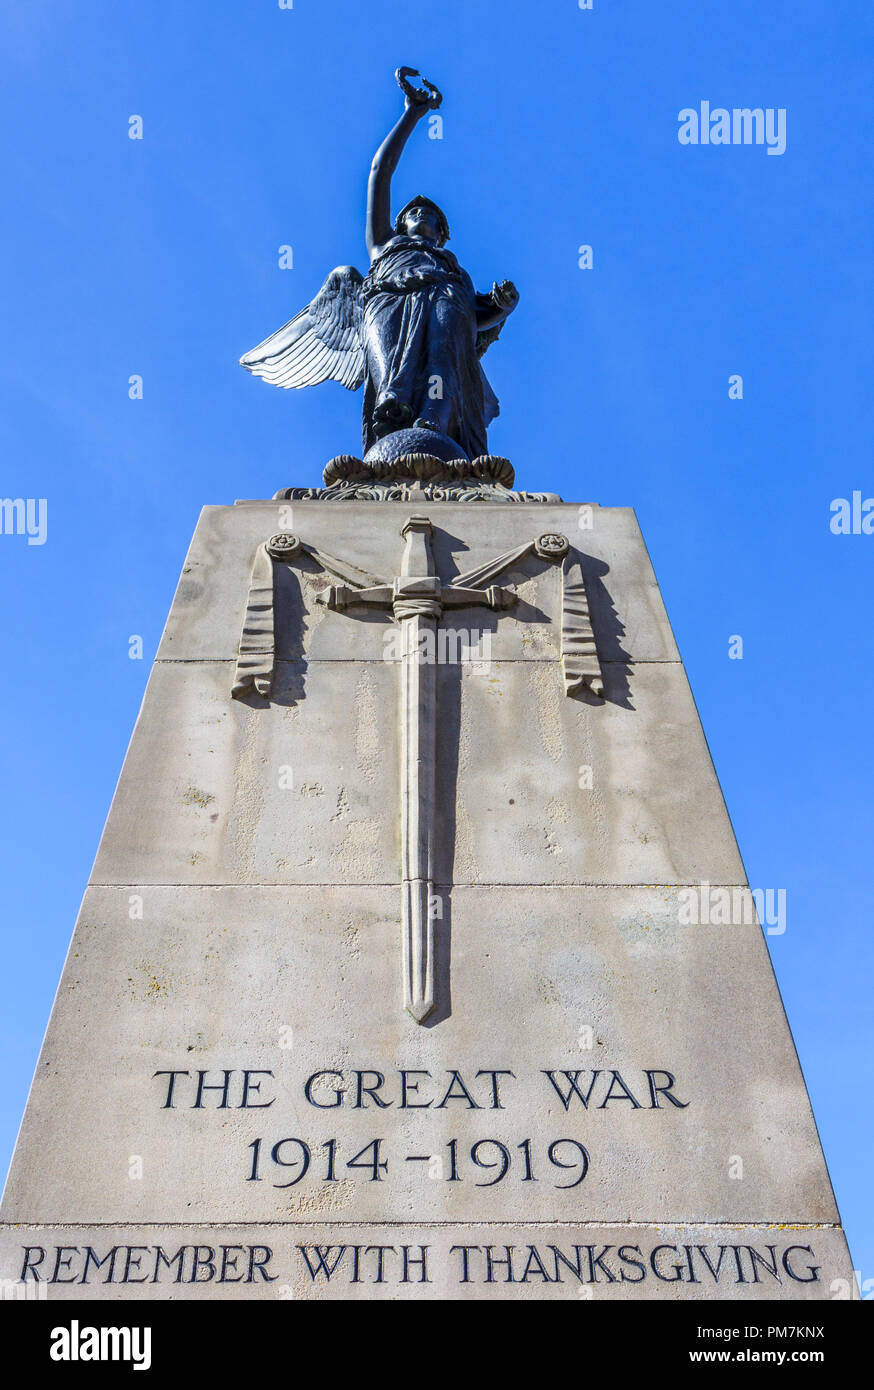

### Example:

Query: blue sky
xmin=1 ymin=1 xmax=871 ymax=1280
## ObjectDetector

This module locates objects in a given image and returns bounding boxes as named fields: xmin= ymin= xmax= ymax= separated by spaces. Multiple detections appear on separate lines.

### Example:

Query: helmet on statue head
xmin=394 ymin=196 xmax=450 ymax=246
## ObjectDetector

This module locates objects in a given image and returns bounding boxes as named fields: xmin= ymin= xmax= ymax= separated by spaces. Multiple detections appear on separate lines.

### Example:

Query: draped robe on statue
xmin=360 ymin=237 xmax=499 ymax=458
xmin=239 ymin=237 xmax=501 ymax=460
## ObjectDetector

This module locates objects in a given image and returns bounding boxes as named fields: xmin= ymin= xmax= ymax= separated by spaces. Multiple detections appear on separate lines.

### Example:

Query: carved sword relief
xmin=232 ymin=519 xmax=604 ymax=1021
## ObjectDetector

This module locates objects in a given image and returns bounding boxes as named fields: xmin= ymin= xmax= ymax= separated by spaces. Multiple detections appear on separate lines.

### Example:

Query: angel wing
xmin=239 ymin=265 xmax=366 ymax=391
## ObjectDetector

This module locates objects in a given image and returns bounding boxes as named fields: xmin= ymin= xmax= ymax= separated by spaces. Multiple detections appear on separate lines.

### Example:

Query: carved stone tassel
xmin=560 ymin=554 xmax=604 ymax=698
xmin=232 ymin=541 xmax=276 ymax=699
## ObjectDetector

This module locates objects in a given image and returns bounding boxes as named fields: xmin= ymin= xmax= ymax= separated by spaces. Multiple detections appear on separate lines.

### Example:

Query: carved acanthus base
xmin=273 ymin=453 xmax=562 ymax=504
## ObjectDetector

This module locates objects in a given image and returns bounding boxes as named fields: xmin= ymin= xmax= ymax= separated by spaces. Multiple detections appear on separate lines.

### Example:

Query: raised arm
xmin=366 ymin=68 xmax=442 ymax=258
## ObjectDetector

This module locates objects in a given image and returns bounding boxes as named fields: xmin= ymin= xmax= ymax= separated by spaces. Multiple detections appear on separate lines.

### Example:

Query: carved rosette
xmin=266 ymin=532 xmax=301 ymax=559
xmin=534 ymin=533 xmax=570 ymax=561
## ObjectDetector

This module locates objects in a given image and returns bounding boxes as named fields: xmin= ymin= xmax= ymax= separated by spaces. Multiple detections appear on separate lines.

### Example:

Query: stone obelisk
xmin=0 ymin=68 xmax=854 ymax=1300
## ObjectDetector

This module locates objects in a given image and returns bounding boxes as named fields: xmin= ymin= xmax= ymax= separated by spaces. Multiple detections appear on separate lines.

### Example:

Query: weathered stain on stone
xmin=354 ymin=666 xmax=381 ymax=784
xmin=182 ymin=786 xmax=214 ymax=809
xmin=286 ymin=1179 xmax=356 ymax=1215
xmin=529 ymin=662 xmax=564 ymax=764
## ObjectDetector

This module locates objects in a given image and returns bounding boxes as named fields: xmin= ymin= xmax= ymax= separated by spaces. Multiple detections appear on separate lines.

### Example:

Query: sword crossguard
xmin=442 ymin=584 xmax=517 ymax=611
xmin=317 ymin=582 xmax=393 ymax=610
xmin=485 ymin=584 xmax=517 ymax=610
xmin=393 ymin=575 xmax=441 ymax=599
xmin=316 ymin=583 xmax=355 ymax=610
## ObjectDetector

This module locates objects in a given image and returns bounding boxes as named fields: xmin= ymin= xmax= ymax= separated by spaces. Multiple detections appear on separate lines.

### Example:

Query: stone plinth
xmin=0 ymin=496 xmax=853 ymax=1299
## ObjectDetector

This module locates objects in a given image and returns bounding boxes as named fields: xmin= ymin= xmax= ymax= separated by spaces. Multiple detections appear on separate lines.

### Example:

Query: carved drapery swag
xmin=231 ymin=527 xmax=604 ymax=702
xmin=231 ymin=533 xmax=384 ymax=700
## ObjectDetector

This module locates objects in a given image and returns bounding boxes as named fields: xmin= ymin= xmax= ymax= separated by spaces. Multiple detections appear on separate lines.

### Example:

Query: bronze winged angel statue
xmin=240 ymin=67 xmax=519 ymax=461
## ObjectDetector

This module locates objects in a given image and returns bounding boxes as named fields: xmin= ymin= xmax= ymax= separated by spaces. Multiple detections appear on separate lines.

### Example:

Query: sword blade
xmin=400 ymin=611 xmax=437 ymax=1021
